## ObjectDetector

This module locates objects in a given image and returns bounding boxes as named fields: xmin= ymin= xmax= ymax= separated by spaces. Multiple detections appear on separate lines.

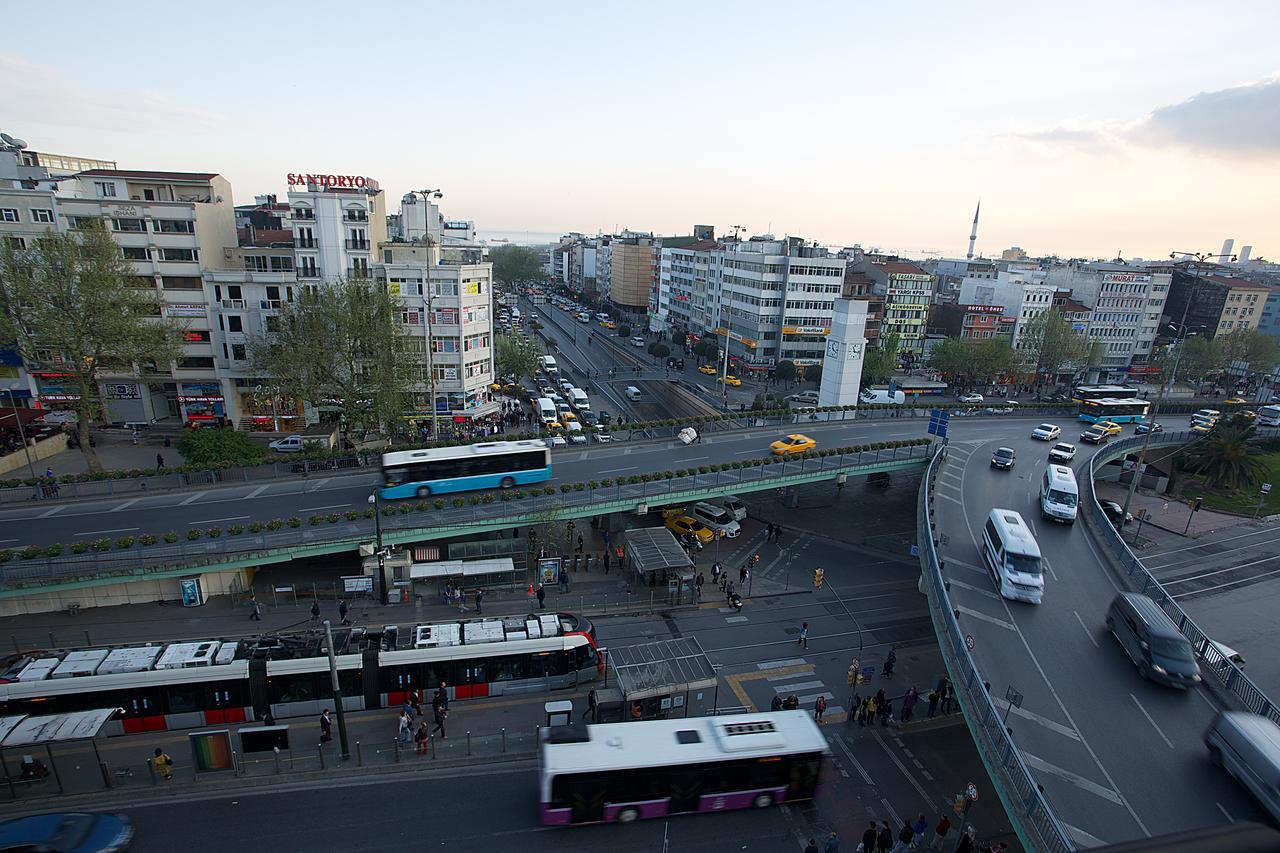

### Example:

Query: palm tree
xmin=1178 ymin=415 xmax=1266 ymax=491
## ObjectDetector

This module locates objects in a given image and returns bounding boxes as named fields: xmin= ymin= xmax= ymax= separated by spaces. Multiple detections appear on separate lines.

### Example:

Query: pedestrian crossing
xmin=757 ymin=660 xmax=845 ymax=721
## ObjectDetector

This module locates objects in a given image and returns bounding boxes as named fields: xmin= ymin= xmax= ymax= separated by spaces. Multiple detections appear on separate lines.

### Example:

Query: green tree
xmin=861 ymin=331 xmax=900 ymax=385
xmin=1218 ymin=329 xmax=1280 ymax=375
xmin=671 ymin=330 xmax=687 ymax=348
xmin=176 ymin=428 xmax=269 ymax=467
xmin=0 ymin=224 xmax=185 ymax=472
xmin=251 ymin=278 xmax=415 ymax=448
xmin=495 ymin=333 xmax=541 ymax=384
xmin=1179 ymin=415 xmax=1266 ymax=491
xmin=648 ymin=341 xmax=671 ymax=359
xmin=1176 ymin=336 xmax=1222 ymax=384
xmin=694 ymin=340 xmax=718 ymax=361
xmin=1017 ymin=309 xmax=1091 ymax=382
xmin=489 ymin=245 xmax=544 ymax=286
xmin=776 ymin=359 xmax=798 ymax=386
xmin=806 ymin=362 xmax=823 ymax=387
xmin=617 ymin=324 xmax=632 ymax=338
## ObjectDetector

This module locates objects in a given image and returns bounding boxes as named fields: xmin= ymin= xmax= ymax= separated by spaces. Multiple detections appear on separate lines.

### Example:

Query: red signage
xmin=287 ymin=173 xmax=378 ymax=190
xmin=963 ymin=305 xmax=1004 ymax=315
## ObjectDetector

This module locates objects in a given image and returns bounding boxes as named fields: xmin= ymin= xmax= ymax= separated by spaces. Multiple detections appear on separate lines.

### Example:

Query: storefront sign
xmin=167 ymin=304 xmax=207 ymax=318
xmin=178 ymin=396 xmax=224 ymax=403
xmin=781 ymin=326 xmax=830 ymax=336
xmin=104 ymin=383 xmax=140 ymax=399
xmin=287 ymin=173 xmax=378 ymax=190
xmin=1101 ymin=272 xmax=1151 ymax=284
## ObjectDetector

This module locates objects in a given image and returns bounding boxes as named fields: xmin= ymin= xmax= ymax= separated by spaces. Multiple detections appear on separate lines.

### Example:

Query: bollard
xmin=274 ymin=748 xmax=282 ymax=775
xmin=318 ymin=745 xmax=326 ymax=770
xmin=147 ymin=757 xmax=157 ymax=786
xmin=430 ymin=733 xmax=435 ymax=759
xmin=99 ymin=761 xmax=112 ymax=789
xmin=502 ymin=727 xmax=507 ymax=753
xmin=356 ymin=741 xmax=363 ymax=767
xmin=466 ymin=730 xmax=471 ymax=757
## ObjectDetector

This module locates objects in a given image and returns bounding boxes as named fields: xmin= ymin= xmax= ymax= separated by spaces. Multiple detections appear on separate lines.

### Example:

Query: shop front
xmin=179 ymin=382 xmax=227 ymax=427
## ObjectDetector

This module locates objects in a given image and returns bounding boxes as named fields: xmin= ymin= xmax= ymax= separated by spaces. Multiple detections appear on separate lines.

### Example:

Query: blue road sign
xmin=928 ymin=408 xmax=950 ymax=438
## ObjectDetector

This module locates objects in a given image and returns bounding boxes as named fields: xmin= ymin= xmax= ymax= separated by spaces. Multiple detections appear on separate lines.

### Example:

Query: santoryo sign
xmin=287 ymin=173 xmax=379 ymax=190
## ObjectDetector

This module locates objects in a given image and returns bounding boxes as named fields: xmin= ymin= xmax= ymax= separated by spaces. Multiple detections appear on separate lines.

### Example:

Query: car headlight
xmin=1151 ymin=664 xmax=1166 ymax=675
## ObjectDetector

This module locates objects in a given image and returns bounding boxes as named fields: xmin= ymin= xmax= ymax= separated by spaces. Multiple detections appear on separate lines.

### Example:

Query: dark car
xmin=578 ymin=410 xmax=599 ymax=426
xmin=666 ymin=358 xmax=685 ymax=370
xmin=1079 ymin=426 xmax=1108 ymax=444
xmin=598 ymin=410 xmax=612 ymax=425
xmin=1097 ymin=499 xmax=1133 ymax=528
xmin=0 ymin=812 xmax=134 ymax=852
xmin=1134 ymin=422 xmax=1164 ymax=435
xmin=990 ymin=447 xmax=1016 ymax=470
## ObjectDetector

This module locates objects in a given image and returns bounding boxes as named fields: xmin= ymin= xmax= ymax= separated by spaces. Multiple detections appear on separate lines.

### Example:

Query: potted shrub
xmin=185 ymin=529 xmax=202 ymax=541
xmin=248 ymin=521 xmax=264 ymax=533
xmin=267 ymin=519 xmax=283 ymax=530
xmin=163 ymin=532 xmax=179 ymax=543
xmin=228 ymin=524 xmax=245 ymax=535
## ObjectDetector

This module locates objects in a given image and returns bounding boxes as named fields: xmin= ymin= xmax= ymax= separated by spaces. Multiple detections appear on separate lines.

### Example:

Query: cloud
xmin=1006 ymin=75 xmax=1280 ymax=159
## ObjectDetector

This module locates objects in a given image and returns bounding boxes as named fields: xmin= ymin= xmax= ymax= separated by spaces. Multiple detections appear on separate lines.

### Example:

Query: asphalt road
xmin=931 ymin=419 xmax=1265 ymax=847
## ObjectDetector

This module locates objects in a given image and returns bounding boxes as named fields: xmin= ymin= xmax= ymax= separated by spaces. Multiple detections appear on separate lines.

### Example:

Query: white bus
xmin=982 ymin=508 xmax=1044 ymax=604
xmin=538 ymin=711 xmax=828 ymax=826
xmin=380 ymin=440 xmax=552 ymax=499
xmin=1257 ymin=405 xmax=1280 ymax=427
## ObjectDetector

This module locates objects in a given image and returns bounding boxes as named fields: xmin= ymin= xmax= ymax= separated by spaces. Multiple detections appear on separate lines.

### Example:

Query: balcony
xmin=291 ymin=210 xmax=315 ymax=220
xmin=296 ymin=238 xmax=316 ymax=249
xmin=345 ymin=239 xmax=370 ymax=250
xmin=344 ymin=213 xmax=368 ymax=223
xmin=347 ymin=267 xmax=371 ymax=279
xmin=221 ymin=299 xmax=247 ymax=309
xmin=298 ymin=267 xmax=321 ymax=279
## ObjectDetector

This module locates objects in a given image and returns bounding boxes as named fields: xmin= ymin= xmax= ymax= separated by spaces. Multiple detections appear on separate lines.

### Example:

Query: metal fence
xmin=1084 ymin=432 xmax=1278 ymax=722
xmin=917 ymin=446 xmax=1074 ymax=853
xmin=1 ymin=442 xmax=933 ymax=586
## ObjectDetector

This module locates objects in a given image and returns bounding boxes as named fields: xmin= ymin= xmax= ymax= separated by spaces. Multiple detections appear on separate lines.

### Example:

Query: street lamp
xmin=414 ymin=188 xmax=444 ymax=438
xmin=367 ymin=489 xmax=387 ymax=604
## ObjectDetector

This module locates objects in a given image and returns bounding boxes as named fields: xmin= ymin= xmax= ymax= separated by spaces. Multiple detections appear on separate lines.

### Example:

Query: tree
xmin=489 ymin=245 xmax=544 ymax=286
xmin=251 ymin=278 xmax=415 ymax=448
xmin=1176 ymin=336 xmax=1222 ymax=384
xmin=496 ymin=333 xmax=541 ymax=384
xmin=177 ymin=428 xmax=269 ymax=467
xmin=0 ymin=224 xmax=185 ymax=472
xmin=1179 ymin=415 xmax=1266 ymax=491
xmin=648 ymin=342 xmax=671 ymax=359
xmin=776 ymin=360 xmax=797 ymax=386
xmin=861 ymin=331 xmax=900 ymax=385
xmin=1017 ymin=309 xmax=1091 ymax=382
xmin=671 ymin=330 xmax=687 ymax=348
xmin=927 ymin=338 xmax=1014 ymax=388
xmin=806 ymin=362 xmax=823 ymax=387
xmin=1218 ymin=329 xmax=1280 ymax=375
xmin=617 ymin=325 xmax=632 ymax=339
xmin=694 ymin=340 xmax=719 ymax=362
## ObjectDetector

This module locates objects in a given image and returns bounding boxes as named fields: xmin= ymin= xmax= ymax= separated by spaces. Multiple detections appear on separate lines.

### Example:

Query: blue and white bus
xmin=1078 ymin=398 xmax=1151 ymax=423
xmin=380 ymin=440 xmax=552 ymax=499
xmin=1072 ymin=384 xmax=1139 ymax=404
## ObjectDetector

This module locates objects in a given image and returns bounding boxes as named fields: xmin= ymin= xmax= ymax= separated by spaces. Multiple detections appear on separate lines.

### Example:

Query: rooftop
xmin=77 ymin=168 xmax=220 ymax=182
xmin=877 ymin=260 xmax=927 ymax=276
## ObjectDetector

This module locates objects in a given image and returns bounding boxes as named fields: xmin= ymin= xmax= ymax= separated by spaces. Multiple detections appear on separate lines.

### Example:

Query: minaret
xmin=966 ymin=200 xmax=980 ymax=260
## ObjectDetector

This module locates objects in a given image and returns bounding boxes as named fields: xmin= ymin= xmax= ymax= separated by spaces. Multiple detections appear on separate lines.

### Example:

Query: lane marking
xmin=946 ymin=578 xmax=1001 ymax=600
xmin=38 ymin=506 xmax=65 ymax=518
xmin=190 ymin=516 xmax=250 ymax=526
xmin=598 ymin=466 xmax=636 ymax=474
xmin=935 ymin=492 xmax=964 ymax=506
xmin=1074 ymin=611 xmax=1100 ymax=648
xmin=298 ymin=504 xmax=348 ymax=513
xmin=75 ymin=527 xmax=139 ymax=537
xmin=756 ymin=658 xmax=808 ymax=670
xmin=1060 ymin=822 xmax=1110 ymax=850
xmin=247 ymin=485 xmax=270 ymax=499
xmin=829 ymin=733 xmax=874 ymax=784
xmin=307 ymin=478 xmax=331 ymax=492
xmin=1129 ymin=694 xmax=1174 ymax=750
xmin=993 ymin=698 xmax=1082 ymax=741
xmin=1020 ymin=751 xmax=1124 ymax=805
xmin=797 ymin=692 xmax=834 ymax=704
xmin=942 ymin=557 xmax=987 ymax=576
xmin=111 ymin=498 xmax=142 ymax=512
xmin=954 ymin=605 xmax=1016 ymax=631
xmin=870 ymin=728 xmax=939 ymax=812
xmin=179 ymin=491 xmax=207 ymax=506
xmin=766 ymin=670 xmax=822 ymax=683
xmin=773 ymin=680 xmax=825 ymax=693
xmin=725 ymin=615 xmax=748 ymax=624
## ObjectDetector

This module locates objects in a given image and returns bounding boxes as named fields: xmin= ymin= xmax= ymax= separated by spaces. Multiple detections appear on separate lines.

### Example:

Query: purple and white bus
xmin=538 ymin=711 xmax=829 ymax=826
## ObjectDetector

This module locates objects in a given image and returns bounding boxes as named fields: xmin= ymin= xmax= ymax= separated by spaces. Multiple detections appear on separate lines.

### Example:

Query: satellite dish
xmin=0 ymin=133 xmax=14 ymax=145
xmin=10 ymin=138 xmax=26 ymax=150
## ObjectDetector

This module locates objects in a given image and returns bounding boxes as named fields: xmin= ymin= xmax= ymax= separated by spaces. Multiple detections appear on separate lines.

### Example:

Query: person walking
xmin=883 ymin=646 xmax=897 ymax=676
xmin=695 ymin=572 xmax=704 ymax=601
xmin=927 ymin=689 xmax=939 ymax=718
xmin=798 ymin=621 xmax=809 ymax=650
xmin=941 ymin=683 xmax=955 ymax=714
xmin=319 ymin=709 xmax=333 ymax=744
xmin=398 ymin=710 xmax=412 ymax=743
xmin=153 ymin=747 xmax=173 ymax=781
xmin=911 ymin=814 xmax=928 ymax=848
xmin=803 ymin=839 xmax=819 ymax=853
xmin=414 ymin=720 xmax=430 ymax=755
xmin=409 ymin=688 xmax=422 ymax=718
xmin=953 ymin=827 xmax=975 ymax=853
xmin=587 ymin=688 xmax=598 ymax=722
xmin=860 ymin=822 xmax=878 ymax=853
xmin=814 ymin=695 xmax=827 ymax=722
xmin=474 ymin=588 xmax=484 ymax=614
xmin=338 ymin=599 xmax=350 ymax=626
xmin=602 ymin=550 xmax=611 ymax=574
xmin=822 ymin=830 xmax=841 ymax=853
xmin=774 ymin=526 xmax=784 ymax=547
xmin=876 ymin=821 xmax=893 ymax=853
xmin=248 ymin=595 xmax=261 ymax=621
xmin=310 ymin=600 xmax=321 ymax=626
xmin=898 ymin=821 xmax=915 ymax=849
xmin=536 ymin=582 xmax=546 ymax=609
xmin=431 ymin=694 xmax=448 ymax=739
xmin=739 ymin=565 xmax=747 ymax=585
xmin=576 ymin=534 xmax=584 ymax=554
xmin=902 ymin=687 xmax=918 ymax=723
xmin=863 ymin=696 xmax=876 ymax=727
xmin=558 ymin=567 xmax=569 ymax=593
xmin=156 ymin=453 xmax=165 ymax=470
xmin=457 ymin=588 xmax=467 ymax=613
xmin=928 ymin=815 xmax=951 ymax=850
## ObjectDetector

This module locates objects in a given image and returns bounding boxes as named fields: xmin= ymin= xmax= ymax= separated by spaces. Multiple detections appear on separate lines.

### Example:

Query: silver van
xmin=624 ymin=386 xmax=641 ymax=402
xmin=1205 ymin=711 xmax=1280 ymax=823
xmin=1106 ymin=592 xmax=1201 ymax=688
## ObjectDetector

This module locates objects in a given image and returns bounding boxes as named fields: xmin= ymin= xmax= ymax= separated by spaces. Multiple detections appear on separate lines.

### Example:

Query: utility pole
xmin=323 ymin=619 xmax=350 ymax=760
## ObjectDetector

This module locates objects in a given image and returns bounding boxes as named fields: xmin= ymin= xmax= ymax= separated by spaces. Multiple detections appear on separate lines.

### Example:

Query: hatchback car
xmin=958 ymin=392 xmax=984 ymax=404
xmin=1031 ymin=423 xmax=1061 ymax=441
xmin=1223 ymin=396 xmax=1249 ymax=405
xmin=665 ymin=515 xmax=716 ymax=545
xmin=717 ymin=375 xmax=742 ymax=387
xmin=1097 ymin=499 xmax=1133 ymax=528
xmin=1047 ymin=442 xmax=1076 ymax=463
xmin=770 ymin=433 xmax=817 ymax=455
xmin=990 ymin=447 xmax=1016 ymax=470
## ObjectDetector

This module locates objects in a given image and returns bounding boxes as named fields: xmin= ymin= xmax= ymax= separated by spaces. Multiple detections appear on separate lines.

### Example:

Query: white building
xmin=286 ymin=176 xmax=387 ymax=283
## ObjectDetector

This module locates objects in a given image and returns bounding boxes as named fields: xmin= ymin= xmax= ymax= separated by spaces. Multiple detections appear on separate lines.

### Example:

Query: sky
xmin=2 ymin=0 xmax=1278 ymax=261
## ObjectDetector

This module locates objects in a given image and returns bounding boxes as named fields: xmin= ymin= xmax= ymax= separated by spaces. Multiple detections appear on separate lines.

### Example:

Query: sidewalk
xmin=38 ymin=433 xmax=180 ymax=478
xmin=1094 ymin=481 xmax=1244 ymax=542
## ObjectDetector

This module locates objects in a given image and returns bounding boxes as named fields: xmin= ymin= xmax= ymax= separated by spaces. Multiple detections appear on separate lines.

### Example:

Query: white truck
xmin=860 ymin=388 xmax=906 ymax=405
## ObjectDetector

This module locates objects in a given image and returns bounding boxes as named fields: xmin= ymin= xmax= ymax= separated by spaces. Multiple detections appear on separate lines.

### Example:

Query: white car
xmin=1047 ymin=442 xmax=1076 ymax=463
xmin=631 ymin=336 xmax=646 ymax=348
xmin=593 ymin=430 xmax=613 ymax=443
xmin=1031 ymin=423 xmax=1061 ymax=441
xmin=547 ymin=435 xmax=568 ymax=447
xmin=958 ymin=392 xmax=984 ymax=404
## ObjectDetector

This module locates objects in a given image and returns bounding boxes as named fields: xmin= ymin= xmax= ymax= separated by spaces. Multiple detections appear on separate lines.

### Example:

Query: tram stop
xmin=621 ymin=527 xmax=695 ymax=604
xmin=595 ymin=637 xmax=718 ymax=723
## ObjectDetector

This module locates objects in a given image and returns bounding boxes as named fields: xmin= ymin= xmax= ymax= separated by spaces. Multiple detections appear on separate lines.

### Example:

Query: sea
xmin=476 ymin=229 xmax=570 ymax=246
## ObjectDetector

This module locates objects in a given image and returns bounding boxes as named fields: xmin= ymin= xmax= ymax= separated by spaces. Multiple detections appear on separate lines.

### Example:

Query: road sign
xmin=966 ymin=782 xmax=979 ymax=801
xmin=910 ymin=544 xmax=920 ymax=557
xmin=965 ymin=634 xmax=975 ymax=650
xmin=927 ymin=408 xmax=950 ymax=438
xmin=1263 ymin=483 xmax=1273 ymax=495
xmin=861 ymin=665 xmax=876 ymax=682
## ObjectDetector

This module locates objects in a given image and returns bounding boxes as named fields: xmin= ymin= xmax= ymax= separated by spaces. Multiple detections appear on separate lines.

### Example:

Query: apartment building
xmin=856 ymin=259 xmax=934 ymax=354
xmin=1085 ymin=267 xmax=1169 ymax=380
xmin=841 ymin=268 xmax=883 ymax=348
xmin=659 ymin=240 xmax=721 ymax=334
xmin=286 ymin=176 xmax=387 ymax=283
xmin=1012 ymin=280 xmax=1055 ymax=352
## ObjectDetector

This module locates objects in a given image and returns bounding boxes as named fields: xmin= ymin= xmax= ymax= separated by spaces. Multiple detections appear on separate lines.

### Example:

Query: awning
xmin=409 ymin=557 xmax=516 ymax=580
xmin=0 ymin=407 xmax=48 ymax=432
xmin=0 ymin=708 xmax=119 ymax=747
xmin=611 ymin=637 xmax=718 ymax=701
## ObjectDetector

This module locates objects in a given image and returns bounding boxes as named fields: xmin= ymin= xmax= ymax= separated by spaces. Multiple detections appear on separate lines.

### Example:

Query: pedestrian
xmin=739 ymin=565 xmax=747 ymax=584
xmin=410 ymin=688 xmax=422 ymax=717
xmin=877 ymin=821 xmax=893 ymax=853
xmin=131 ymin=429 xmax=139 ymax=445
xmin=431 ymin=695 xmax=448 ymax=740
xmin=804 ymin=839 xmax=819 ymax=853
xmin=770 ymin=694 xmax=783 ymax=712
xmin=262 ymin=709 xmax=275 ymax=726
xmin=44 ymin=467 xmax=53 ymax=479
xmin=310 ymin=600 xmax=320 ymax=625
xmin=927 ymin=690 xmax=939 ymax=718
xmin=725 ymin=580 xmax=735 ymax=606
xmin=765 ymin=522 xmax=775 ymax=542
xmin=784 ymin=694 xmax=800 ymax=711
xmin=902 ymin=687 xmax=918 ymax=723
xmin=338 ymin=599 xmax=349 ymax=626
xmin=398 ymin=710 xmax=412 ymax=743
xmin=435 ymin=681 xmax=449 ymax=711
xmin=153 ymin=747 xmax=173 ymax=781
xmin=912 ymin=814 xmax=928 ymax=848
xmin=558 ymin=567 xmax=569 ymax=593
xmin=474 ymin=588 xmax=484 ymax=614
xmin=883 ymin=646 xmax=897 ymax=676
xmin=576 ymin=534 xmax=584 ymax=554
xmin=929 ymin=815 xmax=951 ymax=850
xmin=861 ymin=822 xmax=879 ymax=853
xmin=587 ymin=688 xmax=598 ymax=722
xmin=414 ymin=720 xmax=430 ymax=754
xmin=814 ymin=695 xmax=827 ymax=722
xmin=880 ymin=697 xmax=893 ymax=726
xmin=941 ymin=684 xmax=955 ymax=714
xmin=457 ymin=588 xmax=467 ymax=613
xmin=899 ymin=821 xmax=915 ymax=848
xmin=536 ymin=582 xmax=546 ymax=609
xmin=156 ymin=453 xmax=165 ymax=470
xmin=823 ymin=830 xmax=841 ymax=853
xmin=695 ymin=572 xmax=704 ymax=601
xmin=954 ymin=827 xmax=975 ymax=853
xmin=774 ymin=526 xmax=784 ymax=546
xmin=319 ymin=709 xmax=333 ymax=744
xmin=863 ymin=697 xmax=876 ymax=727
xmin=248 ymin=595 xmax=261 ymax=621
xmin=603 ymin=551 xmax=611 ymax=574
xmin=711 ymin=562 xmax=721 ymax=585
xmin=798 ymin=621 xmax=809 ymax=649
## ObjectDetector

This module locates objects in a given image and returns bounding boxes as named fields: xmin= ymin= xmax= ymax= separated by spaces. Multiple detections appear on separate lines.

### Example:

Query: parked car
xmin=1031 ymin=423 xmax=1061 ymax=441
xmin=1223 ymin=396 xmax=1249 ymax=405
xmin=1047 ymin=442 xmax=1076 ymax=463
xmin=593 ymin=430 xmax=613 ymax=443
xmin=665 ymin=514 xmax=715 ymax=545
xmin=666 ymin=358 xmax=685 ymax=370
xmin=1097 ymin=499 xmax=1133 ymax=527
xmin=631 ymin=336 xmax=646 ymax=348
xmin=958 ymin=392 xmax=984 ymax=404
xmin=690 ymin=501 xmax=741 ymax=538
xmin=269 ymin=434 xmax=319 ymax=453
xmin=716 ymin=496 xmax=748 ymax=521
xmin=990 ymin=447 xmax=1016 ymax=470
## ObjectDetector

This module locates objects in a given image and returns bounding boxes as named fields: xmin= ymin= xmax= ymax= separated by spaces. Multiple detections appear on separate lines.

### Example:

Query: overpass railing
xmin=1085 ymin=432 xmax=1278 ymax=723
xmin=917 ymin=445 xmax=1074 ymax=853
xmin=1 ymin=441 xmax=932 ymax=588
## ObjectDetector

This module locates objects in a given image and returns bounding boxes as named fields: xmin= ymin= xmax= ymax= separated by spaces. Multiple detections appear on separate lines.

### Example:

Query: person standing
xmin=876 ymin=821 xmax=893 ymax=853
xmin=803 ymin=839 xmax=819 ymax=853
xmin=898 ymin=821 xmax=915 ymax=849
xmin=474 ymin=588 xmax=484 ymax=614
xmin=927 ymin=689 xmax=939 ymax=718
xmin=739 ymin=565 xmax=747 ymax=585
xmin=153 ymin=747 xmax=173 ymax=781
xmin=798 ymin=621 xmax=809 ymax=650
xmin=587 ymin=688 xmax=598 ymax=722
xmin=774 ymin=526 xmax=784 ymax=547
xmin=536 ymin=582 xmax=546 ymax=609
xmin=902 ymin=687 xmax=918 ymax=723
xmin=576 ymin=534 xmax=584 ymax=554
xmin=941 ymin=683 xmax=955 ymax=714
xmin=695 ymin=572 xmax=704 ymax=601
xmin=338 ymin=599 xmax=350 ymax=626
xmin=310 ymin=600 xmax=321 ymax=626
xmin=814 ymin=695 xmax=827 ymax=722
xmin=431 ymin=694 xmax=448 ymax=740
xmin=398 ymin=710 xmax=412 ymax=743
xmin=822 ymin=831 xmax=841 ymax=853
xmin=602 ymin=550 xmax=611 ymax=574
xmin=953 ymin=827 xmax=975 ymax=853
xmin=860 ymin=822 xmax=878 ymax=853
xmin=928 ymin=815 xmax=951 ymax=850
xmin=248 ymin=595 xmax=262 ymax=621
xmin=319 ymin=709 xmax=333 ymax=744
xmin=558 ymin=566 xmax=569 ymax=593
xmin=770 ymin=694 xmax=784 ymax=712
xmin=911 ymin=814 xmax=928 ymax=848
xmin=457 ymin=588 xmax=467 ymax=613
xmin=414 ymin=720 xmax=430 ymax=755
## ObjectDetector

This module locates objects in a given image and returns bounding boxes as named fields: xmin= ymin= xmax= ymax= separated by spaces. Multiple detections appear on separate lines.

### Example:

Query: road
xmin=930 ymin=419 xmax=1265 ymax=847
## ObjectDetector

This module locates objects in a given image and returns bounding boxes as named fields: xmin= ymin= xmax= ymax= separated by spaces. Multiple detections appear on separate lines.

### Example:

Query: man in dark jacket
xmin=860 ymin=822 xmax=878 ymax=853
xmin=876 ymin=821 xmax=893 ymax=852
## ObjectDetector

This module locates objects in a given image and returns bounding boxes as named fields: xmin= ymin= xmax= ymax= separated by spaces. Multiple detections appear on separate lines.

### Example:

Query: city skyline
xmin=2 ymin=1 xmax=1278 ymax=260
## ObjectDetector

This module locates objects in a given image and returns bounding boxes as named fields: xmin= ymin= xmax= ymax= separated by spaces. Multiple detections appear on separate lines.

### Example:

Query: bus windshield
xmin=1047 ymin=489 xmax=1077 ymax=507
xmin=1007 ymin=552 xmax=1042 ymax=576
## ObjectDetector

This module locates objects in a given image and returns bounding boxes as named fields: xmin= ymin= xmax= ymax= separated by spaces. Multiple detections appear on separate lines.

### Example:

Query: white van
xmin=540 ymin=356 xmax=559 ymax=376
xmin=691 ymin=502 xmax=741 ymax=538
xmin=981 ymin=509 xmax=1044 ymax=603
xmin=536 ymin=397 xmax=559 ymax=427
xmin=569 ymin=388 xmax=590 ymax=411
xmin=1039 ymin=464 xmax=1079 ymax=524
xmin=624 ymin=386 xmax=641 ymax=402
xmin=1205 ymin=711 xmax=1280 ymax=823
xmin=510 ymin=307 xmax=521 ymax=321
xmin=860 ymin=388 xmax=906 ymax=405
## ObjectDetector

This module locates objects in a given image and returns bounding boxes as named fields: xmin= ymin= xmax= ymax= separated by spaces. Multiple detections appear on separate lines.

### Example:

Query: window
xmin=231 ymin=344 xmax=247 ymax=360
xmin=121 ymin=246 xmax=150 ymax=260
xmin=160 ymin=247 xmax=198 ymax=262
xmin=228 ymin=316 xmax=244 ymax=333
xmin=4 ymin=236 xmax=25 ymax=249
xmin=178 ymin=357 xmax=215 ymax=369
xmin=244 ymin=256 xmax=267 ymax=272
xmin=32 ymin=209 xmax=54 ymax=223
xmin=70 ymin=216 xmax=99 ymax=230
xmin=269 ymin=256 xmax=294 ymax=272
xmin=184 ymin=329 xmax=211 ymax=343
xmin=153 ymin=219 xmax=195 ymax=234
xmin=0 ymin=209 xmax=18 ymax=222
xmin=95 ymin=181 xmax=117 ymax=198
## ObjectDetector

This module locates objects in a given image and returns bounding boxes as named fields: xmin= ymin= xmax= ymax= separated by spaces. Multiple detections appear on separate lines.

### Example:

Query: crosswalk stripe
xmin=757 ymin=658 xmax=807 ymax=670
xmin=773 ymin=680 xmax=824 ymax=693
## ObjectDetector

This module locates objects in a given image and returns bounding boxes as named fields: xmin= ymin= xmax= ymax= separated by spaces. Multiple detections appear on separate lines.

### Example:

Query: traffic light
xmin=814 ymin=567 xmax=825 ymax=589
xmin=846 ymin=663 xmax=857 ymax=685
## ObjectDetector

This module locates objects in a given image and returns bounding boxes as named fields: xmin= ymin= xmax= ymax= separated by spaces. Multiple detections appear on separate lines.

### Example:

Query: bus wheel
xmin=416 ymin=486 xmax=431 ymax=498
xmin=752 ymin=793 xmax=773 ymax=809
xmin=500 ymin=477 xmax=515 ymax=489
xmin=617 ymin=807 xmax=640 ymax=823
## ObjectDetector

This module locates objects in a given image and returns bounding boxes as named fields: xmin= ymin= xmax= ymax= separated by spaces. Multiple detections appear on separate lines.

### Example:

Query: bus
xmin=380 ymin=440 xmax=551 ymax=499
xmin=1072 ymin=384 xmax=1139 ymax=403
xmin=538 ymin=711 xmax=829 ymax=826
xmin=1257 ymin=405 xmax=1280 ymax=427
xmin=1078 ymin=398 xmax=1151 ymax=423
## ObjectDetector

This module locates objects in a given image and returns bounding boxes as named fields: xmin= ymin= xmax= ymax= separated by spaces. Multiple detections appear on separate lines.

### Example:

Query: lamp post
xmin=414 ymin=188 xmax=444 ymax=438
xmin=367 ymin=489 xmax=387 ymax=605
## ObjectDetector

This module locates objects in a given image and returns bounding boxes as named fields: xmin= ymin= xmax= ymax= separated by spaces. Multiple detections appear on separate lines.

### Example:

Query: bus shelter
xmin=602 ymin=637 xmax=718 ymax=722
xmin=0 ymin=707 xmax=119 ymax=797
xmin=621 ymin=527 xmax=695 ymax=603
xmin=409 ymin=557 xmax=519 ymax=602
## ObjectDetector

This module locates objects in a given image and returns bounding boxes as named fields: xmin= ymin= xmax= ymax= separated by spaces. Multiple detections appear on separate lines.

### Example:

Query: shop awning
xmin=0 ymin=407 xmax=48 ymax=432
xmin=611 ymin=637 xmax=718 ymax=700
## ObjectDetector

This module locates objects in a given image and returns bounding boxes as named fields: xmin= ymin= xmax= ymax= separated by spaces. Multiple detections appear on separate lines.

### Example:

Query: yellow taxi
xmin=717 ymin=375 xmax=742 ymax=387
xmin=698 ymin=365 xmax=717 ymax=376
xmin=1094 ymin=420 xmax=1123 ymax=438
xmin=1223 ymin=396 xmax=1249 ymax=405
xmin=1191 ymin=421 xmax=1216 ymax=434
xmin=600 ymin=320 xmax=617 ymax=330
xmin=560 ymin=411 xmax=578 ymax=422
xmin=665 ymin=514 xmax=716 ymax=545
xmin=770 ymin=433 xmax=817 ymax=455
